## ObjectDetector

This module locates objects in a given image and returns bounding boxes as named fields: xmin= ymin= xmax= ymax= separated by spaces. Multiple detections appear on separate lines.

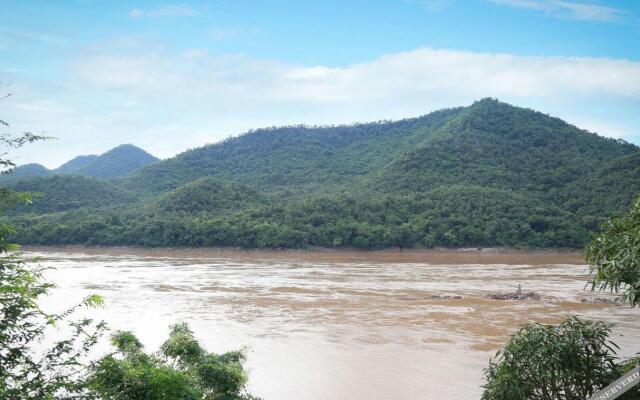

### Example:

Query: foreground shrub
xmin=482 ymin=316 xmax=638 ymax=400
xmin=587 ymin=196 xmax=640 ymax=307
xmin=89 ymin=323 xmax=259 ymax=400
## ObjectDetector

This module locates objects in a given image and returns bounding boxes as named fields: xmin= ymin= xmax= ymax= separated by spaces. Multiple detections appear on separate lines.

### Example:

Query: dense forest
xmin=3 ymin=98 xmax=639 ymax=249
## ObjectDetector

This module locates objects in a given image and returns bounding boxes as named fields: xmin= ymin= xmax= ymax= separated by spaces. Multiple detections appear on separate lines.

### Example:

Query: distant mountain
xmin=56 ymin=154 xmax=99 ymax=174
xmin=5 ymin=99 xmax=640 ymax=249
xmin=0 ymin=163 xmax=50 ymax=182
xmin=75 ymin=144 xmax=159 ymax=179
xmin=0 ymin=144 xmax=158 ymax=184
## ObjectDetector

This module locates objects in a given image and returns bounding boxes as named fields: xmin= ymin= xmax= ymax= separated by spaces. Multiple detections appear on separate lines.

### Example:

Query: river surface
xmin=22 ymin=247 xmax=640 ymax=400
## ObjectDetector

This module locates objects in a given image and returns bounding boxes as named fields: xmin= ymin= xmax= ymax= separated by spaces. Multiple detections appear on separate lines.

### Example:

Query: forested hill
xmin=0 ymin=163 xmax=50 ymax=181
xmin=72 ymin=144 xmax=159 ymax=179
xmin=119 ymin=106 xmax=462 ymax=195
xmin=0 ymin=144 xmax=159 ymax=183
xmin=4 ymin=98 xmax=639 ymax=249
xmin=374 ymin=99 xmax=634 ymax=193
xmin=56 ymin=154 xmax=100 ymax=174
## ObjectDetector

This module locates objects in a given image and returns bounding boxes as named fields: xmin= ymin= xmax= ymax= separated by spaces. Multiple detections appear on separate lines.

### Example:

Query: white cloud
xmin=74 ymin=47 xmax=640 ymax=102
xmin=488 ymin=0 xmax=624 ymax=22
xmin=129 ymin=5 xmax=197 ymax=19
xmin=6 ymin=46 xmax=640 ymax=167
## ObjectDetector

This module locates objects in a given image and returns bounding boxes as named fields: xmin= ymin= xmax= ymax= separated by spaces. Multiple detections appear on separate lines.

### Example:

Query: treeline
xmin=9 ymin=186 xmax=593 ymax=249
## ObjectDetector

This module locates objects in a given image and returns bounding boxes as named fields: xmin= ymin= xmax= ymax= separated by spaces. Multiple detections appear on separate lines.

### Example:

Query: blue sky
xmin=1 ymin=0 xmax=639 ymax=167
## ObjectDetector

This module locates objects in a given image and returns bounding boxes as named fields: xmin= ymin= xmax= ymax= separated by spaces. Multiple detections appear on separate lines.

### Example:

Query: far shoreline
xmin=19 ymin=245 xmax=586 ymax=265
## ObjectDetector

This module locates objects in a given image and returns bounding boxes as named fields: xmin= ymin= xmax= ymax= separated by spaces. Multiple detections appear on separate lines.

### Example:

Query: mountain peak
xmin=455 ymin=97 xmax=567 ymax=136
xmin=75 ymin=144 xmax=159 ymax=179
xmin=472 ymin=97 xmax=501 ymax=105
xmin=467 ymin=97 xmax=520 ymax=113
xmin=52 ymin=145 xmax=159 ymax=179
xmin=110 ymin=143 xmax=146 ymax=152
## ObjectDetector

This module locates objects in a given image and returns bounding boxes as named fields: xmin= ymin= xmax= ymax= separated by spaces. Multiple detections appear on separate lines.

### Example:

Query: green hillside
xmin=561 ymin=152 xmax=640 ymax=218
xmin=74 ymin=144 xmax=159 ymax=179
xmin=0 ymin=144 xmax=159 ymax=184
xmin=3 ymin=99 xmax=639 ymax=249
xmin=0 ymin=163 xmax=51 ymax=183
xmin=373 ymin=99 xmax=635 ymax=193
xmin=6 ymin=175 xmax=135 ymax=214
xmin=119 ymin=107 xmax=462 ymax=196
xmin=56 ymin=154 xmax=99 ymax=173
xmin=152 ymin=177 xmax=266 ymax=213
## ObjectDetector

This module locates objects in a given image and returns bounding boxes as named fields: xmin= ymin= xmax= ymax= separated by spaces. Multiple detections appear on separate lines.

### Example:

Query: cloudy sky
xmin=1 ymin=0 xmax=639 ymax=168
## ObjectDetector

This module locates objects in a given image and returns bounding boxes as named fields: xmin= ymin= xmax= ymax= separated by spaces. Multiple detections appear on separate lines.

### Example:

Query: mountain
xmin=0 ymin=144 xmax=158 ymax=185
xmin=0 ymin=163 xmax=51 ymax=182
xmin=374 ymin=99 xmax=634 ymax=194
xmin=56 ymin=154 xmax=99 ymax=174
xmin=71 ymin=144 xmax=159 ymax=179
xmin=4 ymin=99 xmax=639 ymax=249
xmin=119 ymin=107 xmax=461 ymax=195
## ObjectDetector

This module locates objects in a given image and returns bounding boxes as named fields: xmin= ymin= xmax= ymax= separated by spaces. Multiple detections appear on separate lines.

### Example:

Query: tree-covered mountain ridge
xmin=4 ymin=98 xmax=639 ymax=249
xmin=0 ymin=144 xmax=159 ymax=182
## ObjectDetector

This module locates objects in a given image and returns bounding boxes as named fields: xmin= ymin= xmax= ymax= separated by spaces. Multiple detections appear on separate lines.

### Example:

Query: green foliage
xmin=482 ymin=316 xmax=638 ymax=400
xmin=153 ymin=177 xmax=266 ymax=213
xmin=586 ymin=197 xmax=640 ymax=306
xmin=5 ymin=175 xmax=135 ymax=214
xmin=0 ymin=255 xmax=107 ymax=399
xmin=6 ymin=187 xmax=591 ymax=249
xmin=89 ymin=323 xmax=257 ymax=400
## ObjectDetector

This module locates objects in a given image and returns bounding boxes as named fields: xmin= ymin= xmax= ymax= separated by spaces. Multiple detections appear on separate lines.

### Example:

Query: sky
xmin=1 ymin=0 xmax=639 ymax=168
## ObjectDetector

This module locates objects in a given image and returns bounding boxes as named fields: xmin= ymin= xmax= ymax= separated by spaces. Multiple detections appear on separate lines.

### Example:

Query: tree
xmin=89 ymin=323 xmax=258 ymax=400
xmin=0 ymin=256 xmax=107 ymax=399
xmin=1 ymin=132 xmax=108 ymax=398
xmin=586 ymin=196 xmax=640 ymax=306
xmin=481 ymin=317 xmax=638 ymax=400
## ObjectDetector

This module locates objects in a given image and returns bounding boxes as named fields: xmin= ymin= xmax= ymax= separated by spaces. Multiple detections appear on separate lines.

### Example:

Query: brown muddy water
xmin=22 ymin=247 xmax=640 ymax=400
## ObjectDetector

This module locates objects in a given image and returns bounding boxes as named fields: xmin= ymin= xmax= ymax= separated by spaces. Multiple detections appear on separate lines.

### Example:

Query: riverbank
xmin=21 ymin=245 xmax=585 ymax=264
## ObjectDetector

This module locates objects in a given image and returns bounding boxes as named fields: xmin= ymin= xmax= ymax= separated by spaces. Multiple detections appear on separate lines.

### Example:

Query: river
xmin=22 ymin=247 xmax=640 ymax=400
